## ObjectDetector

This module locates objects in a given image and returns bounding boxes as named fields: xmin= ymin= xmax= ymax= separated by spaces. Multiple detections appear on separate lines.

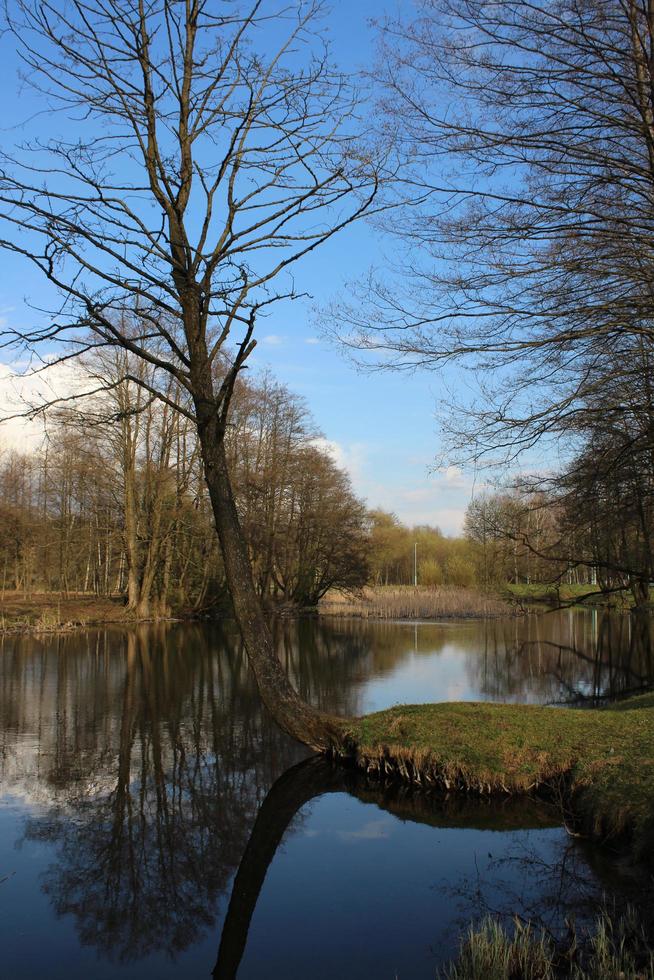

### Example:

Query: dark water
xmin=0 ymin=610 xmax=652 ymax=979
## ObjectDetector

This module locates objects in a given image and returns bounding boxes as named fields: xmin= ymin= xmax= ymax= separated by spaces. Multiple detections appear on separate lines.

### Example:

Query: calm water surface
xmin=0 ymin=610 xmax=652 ymax=979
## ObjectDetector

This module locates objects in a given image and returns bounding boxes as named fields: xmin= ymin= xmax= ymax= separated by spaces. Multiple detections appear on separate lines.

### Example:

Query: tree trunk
xmin=196 ymin=406 xmax=350 ymax=754
xmin=630 ymin=575 xmax=650 ymax=609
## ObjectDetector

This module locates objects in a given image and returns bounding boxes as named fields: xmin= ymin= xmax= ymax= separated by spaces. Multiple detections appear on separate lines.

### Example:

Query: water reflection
xmin=2 ymin=625 xmax=314 ymax=965
xmin=212 ymin=756 xmax=561 ymax=979
xmin=303 ymin=609 xmax=654 ymax=708
xmin=0 ymin=611 xmax=651 ymax=977
xmin=214 ymin=759 xmax=652 ymax=979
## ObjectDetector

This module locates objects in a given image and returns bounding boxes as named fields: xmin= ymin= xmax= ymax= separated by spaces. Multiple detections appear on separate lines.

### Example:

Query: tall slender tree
xmin=0 ymin=1 xmax=382 ymax=750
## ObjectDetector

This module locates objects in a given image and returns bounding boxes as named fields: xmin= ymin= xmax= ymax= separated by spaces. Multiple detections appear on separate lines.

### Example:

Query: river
xmin=0 ymin=610 xmax=652 ymax=978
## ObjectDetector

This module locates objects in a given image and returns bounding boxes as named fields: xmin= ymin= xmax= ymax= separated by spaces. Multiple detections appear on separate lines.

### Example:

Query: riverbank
xmin=347 ymin=692 xmax=654 ymax=863
xmin=1 ymin=584 xmax=515 ymax=634
xmin=507 ymin=582 xmax=632 ymax=607
xmin=0 ymin=592 xmax=135 ymax=633
xmin=319 ymin=585 xmax=511 ymax=620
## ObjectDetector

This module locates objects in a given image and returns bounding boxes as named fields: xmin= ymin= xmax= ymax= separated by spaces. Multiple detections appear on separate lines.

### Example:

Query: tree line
xmin=6 ymin=345 xmax=639 ymax=606
xmin=0 ymin=360 xmax=372 ymax=614
xmin=3 ymin=363 xmax=522 ymax=612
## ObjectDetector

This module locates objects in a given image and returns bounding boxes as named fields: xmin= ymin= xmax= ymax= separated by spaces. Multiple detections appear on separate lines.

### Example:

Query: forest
xmin=2 ymin=355 xmax=624 ymax=616
xmin=3 ymin=346 xmax=649 ymax=614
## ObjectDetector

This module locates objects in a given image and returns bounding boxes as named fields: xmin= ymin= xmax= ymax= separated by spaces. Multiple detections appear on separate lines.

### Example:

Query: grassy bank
xmin=319 ymin=585 xmax=511 ymax=620
xmin=0 ymin=592 xmax=133 ymax=633
xmin=347 ymin=693 xmax=654 ymax=861
xmin=507 ymin=583 xmax=630 ymax=607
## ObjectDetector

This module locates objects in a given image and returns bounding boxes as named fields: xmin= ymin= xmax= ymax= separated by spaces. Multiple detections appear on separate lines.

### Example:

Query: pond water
xmin=0 ymin=610 xmax=652 ymax=979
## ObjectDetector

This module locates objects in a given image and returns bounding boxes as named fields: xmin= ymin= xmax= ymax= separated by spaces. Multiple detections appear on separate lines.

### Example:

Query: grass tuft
xmin=442 ymin=917 xmax=554 ymax=979
xmin=440 ymin=910 xmax=654 ymax=979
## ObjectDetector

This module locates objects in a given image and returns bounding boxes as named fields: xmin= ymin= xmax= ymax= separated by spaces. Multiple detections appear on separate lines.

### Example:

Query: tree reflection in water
xmin=461 ymin=611 xmax=654 ymax=704
xmin=212 ymin=759 xmax=654 ymax=979
xmin=441 ymin=827 xmax=654 ymax=944
xmin=4 ymin=622 xmax=365 ymax=963
xmin=0 ymin=611 xmax=650 ymax=972
xmin=317 ymin=610 xmax=654 ymax=705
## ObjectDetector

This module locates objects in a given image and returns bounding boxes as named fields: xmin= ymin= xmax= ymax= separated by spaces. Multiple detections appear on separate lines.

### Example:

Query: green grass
xmin=348 ymin=695 xmax=654 ymax=859
xmin=507 ymin=582 xmax=627 ymax=605
xmin=442 ymin=917 xmax=554 ymax=979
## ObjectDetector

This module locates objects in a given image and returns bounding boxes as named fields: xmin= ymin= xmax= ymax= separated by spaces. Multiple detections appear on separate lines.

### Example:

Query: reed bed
xmin=319 ymin=585 xmax=511 ymax=620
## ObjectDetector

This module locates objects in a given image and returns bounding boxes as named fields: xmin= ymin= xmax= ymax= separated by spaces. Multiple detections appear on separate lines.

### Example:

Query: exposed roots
xmin=332 ymin=741 xmax=570 ymax=796
xmin=328 ymin=740 xmax=651 ymax=862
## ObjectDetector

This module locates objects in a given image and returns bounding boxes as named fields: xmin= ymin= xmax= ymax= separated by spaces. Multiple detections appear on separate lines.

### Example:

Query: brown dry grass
xmin=319 ymin=585 xmax=511 ymax=620
xmin=0 ymin=591 xmax=130 ymax=633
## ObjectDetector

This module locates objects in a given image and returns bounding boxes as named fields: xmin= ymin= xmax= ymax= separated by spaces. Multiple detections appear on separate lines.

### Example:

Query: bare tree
xmin=0 ymin=0 xmax=382 ymax=750
xmin=334 ymin=0 xmax=654 ymax=465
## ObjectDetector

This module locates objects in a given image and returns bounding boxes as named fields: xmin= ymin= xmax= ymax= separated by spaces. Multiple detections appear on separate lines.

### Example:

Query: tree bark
xmin=195 ymin=392 xmax=350 ymax=753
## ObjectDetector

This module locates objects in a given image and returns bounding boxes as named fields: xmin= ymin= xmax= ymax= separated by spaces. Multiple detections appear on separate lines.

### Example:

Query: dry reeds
xmin=319 ymin=585 xmax=511 ymax=620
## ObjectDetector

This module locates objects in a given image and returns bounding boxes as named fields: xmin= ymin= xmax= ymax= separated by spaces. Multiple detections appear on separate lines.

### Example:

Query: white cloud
xmin=350 ymin=460 xmax=488 ymax=535
xmin=261 ymin=334 xmax=284 ymax=346
xmin=309 ymin=436 xmax=368 ymax=486
xmin=437 ymin=464 xmax=468 ymax=488
xmin=304 ymin=337 xmax=320 ymax=345
xmin=0 ymin=360 xmax=98 ymax=451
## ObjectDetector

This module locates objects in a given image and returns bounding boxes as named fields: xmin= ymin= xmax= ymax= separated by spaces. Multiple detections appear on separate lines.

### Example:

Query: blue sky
xmin=0 ymin=0 xmax=479 ymax=534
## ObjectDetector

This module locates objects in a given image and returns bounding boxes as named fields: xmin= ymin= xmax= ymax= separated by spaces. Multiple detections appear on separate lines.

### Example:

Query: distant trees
xmin=464 ymin=493 xmax=564 ymax=588
xmin=464 ymin=497 xmax=520 ymax=590
xmin=367 ymin=511 xmax=476 ymax=588
xmin=228 ymin=376 xmax=368 ymax=606
xmin=463 ymin=475 xmax=654 ymax=603
xmin=264 ymin=445 xmax=369 ymax=606
xmin=0 ymin=370 xmax=369 ymax=610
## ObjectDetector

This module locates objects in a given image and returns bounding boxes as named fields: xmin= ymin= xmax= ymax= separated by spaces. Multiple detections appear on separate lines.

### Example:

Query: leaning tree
xmin=0 ymin=0 xmax=383 ymax=750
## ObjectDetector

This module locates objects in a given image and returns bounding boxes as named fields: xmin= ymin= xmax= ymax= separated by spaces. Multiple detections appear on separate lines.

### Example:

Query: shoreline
xmin=0 ymin=586 xmax=517 ymax=635
xmin=9 ymin=581 xmax=643 ymax=635
xmin=3 ymin=593 xmax=653 ymax=865
xmin=0 ymin=593 xmax=186 ymax=636
xmin=344 ymin=692 xmax=654 ymax=866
